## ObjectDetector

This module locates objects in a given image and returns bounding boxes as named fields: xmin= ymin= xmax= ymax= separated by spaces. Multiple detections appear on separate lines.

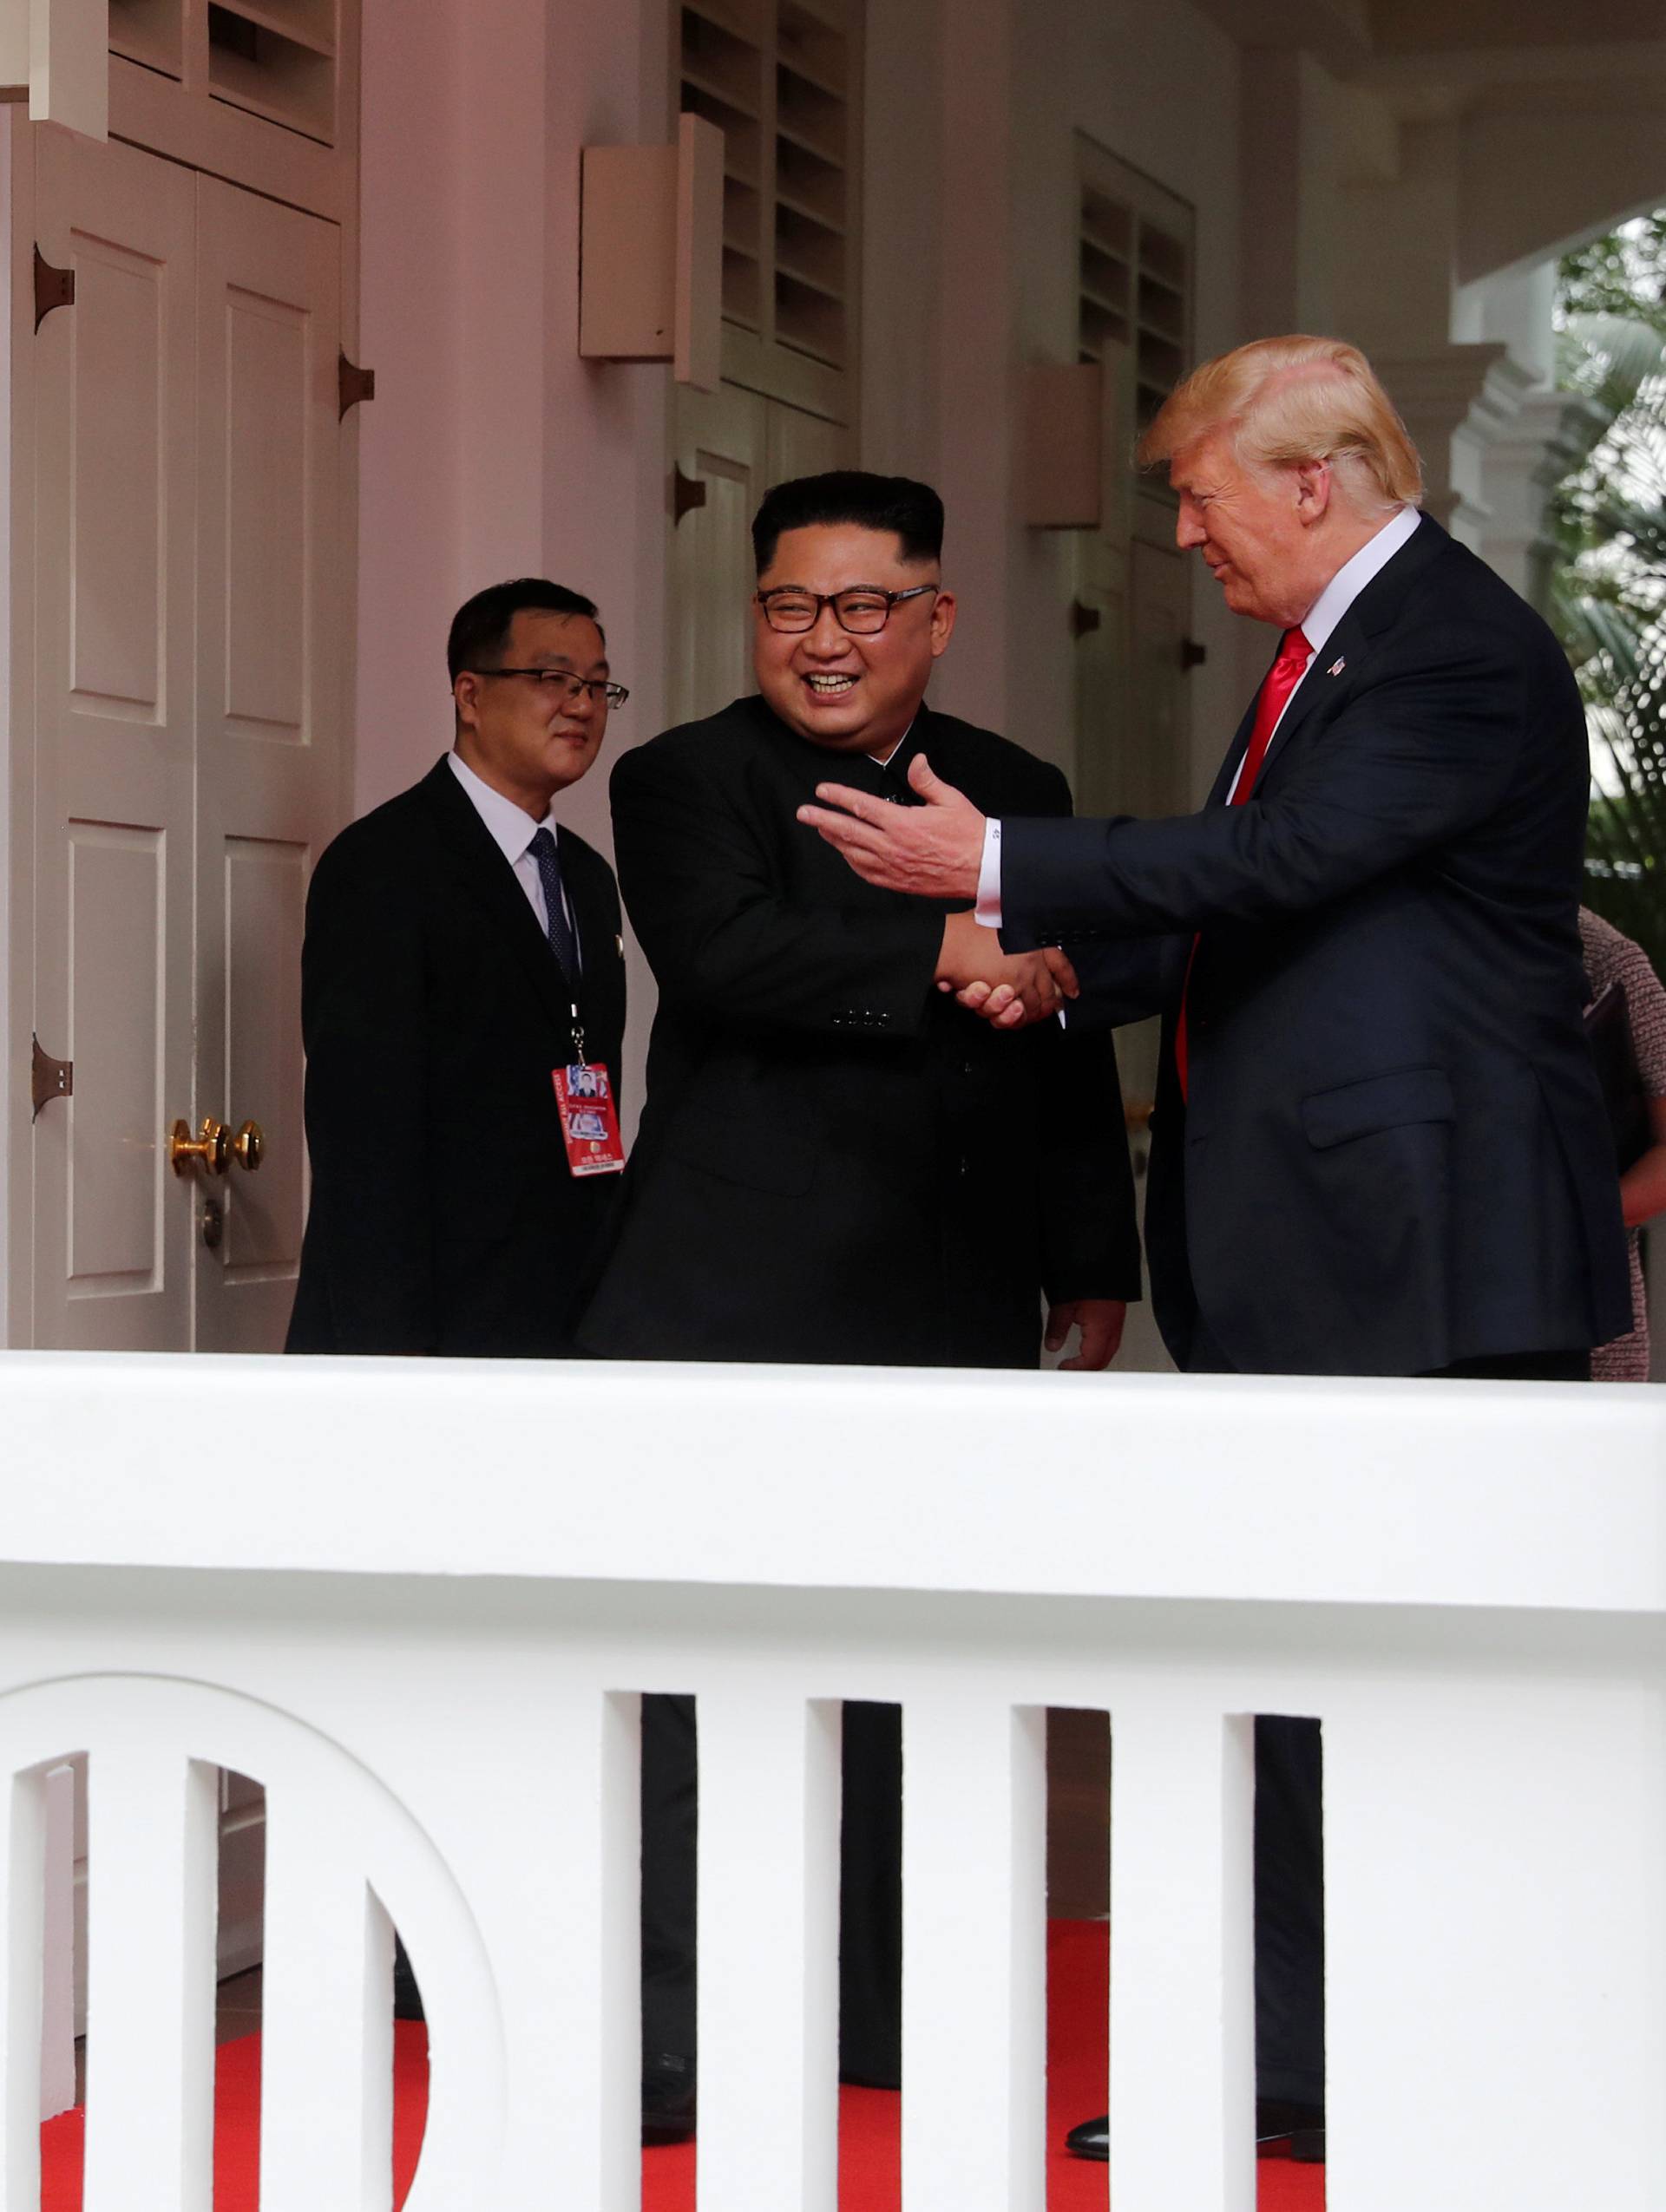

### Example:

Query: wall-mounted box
xmin=1022 ymin=348 xmax=1135 ymax=535
xmin=0 ymin=0 xmax=109 ymax=139
xmin=580 ymin=112 xmax=722 ymax=393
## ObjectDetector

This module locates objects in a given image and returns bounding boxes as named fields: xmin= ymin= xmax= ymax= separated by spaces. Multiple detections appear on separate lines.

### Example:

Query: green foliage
xmin=1551 ymin=219 xmax=1666 ymax=975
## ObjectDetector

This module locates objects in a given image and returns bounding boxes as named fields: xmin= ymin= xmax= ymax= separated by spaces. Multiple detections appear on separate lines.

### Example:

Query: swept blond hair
xmin=1138 ymin=336 xmax=1422 ymax=514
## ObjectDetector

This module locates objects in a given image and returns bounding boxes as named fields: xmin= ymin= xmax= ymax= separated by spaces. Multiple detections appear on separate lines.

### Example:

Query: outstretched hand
xmin=797 ymin=752 xmax=986 ymax=899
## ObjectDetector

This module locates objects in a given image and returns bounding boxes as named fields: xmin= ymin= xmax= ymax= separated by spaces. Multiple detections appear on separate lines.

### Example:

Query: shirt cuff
xmin=974 ymin=818 xmax=1003 ymax=928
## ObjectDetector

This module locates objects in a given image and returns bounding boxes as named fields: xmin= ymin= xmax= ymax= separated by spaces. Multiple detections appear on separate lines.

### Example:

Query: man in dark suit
xmin=286 ymin=576 xmax=627 ymax=1358
xmin=799 ymin=343 xmax=1631 ymax=2161
xmin=580 ymin=473 xmax=1141 ymax=2124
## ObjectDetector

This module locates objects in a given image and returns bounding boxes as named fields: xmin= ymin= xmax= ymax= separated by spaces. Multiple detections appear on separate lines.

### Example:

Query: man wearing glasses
xmin=287 ymin=577 xmax=628 ymax=1358
xmin=580 ymin=474 xmax=1140 ymax=2130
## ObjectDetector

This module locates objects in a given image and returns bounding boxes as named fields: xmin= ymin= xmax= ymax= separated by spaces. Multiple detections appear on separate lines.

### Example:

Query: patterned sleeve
xmin=1581 ymin=907 xmax=1666 ymax=1098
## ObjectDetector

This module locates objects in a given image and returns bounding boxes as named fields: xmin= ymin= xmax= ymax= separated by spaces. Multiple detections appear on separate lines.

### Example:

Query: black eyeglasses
xmin=755 ymin=585 xmax=938 ymax=635
xmin=465 ymin=669 xmax=629 ymax=708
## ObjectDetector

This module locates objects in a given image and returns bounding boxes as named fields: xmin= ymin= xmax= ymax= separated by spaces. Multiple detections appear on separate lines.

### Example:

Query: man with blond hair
xmin=799 ymin=335 xmax=1630 ymax=2158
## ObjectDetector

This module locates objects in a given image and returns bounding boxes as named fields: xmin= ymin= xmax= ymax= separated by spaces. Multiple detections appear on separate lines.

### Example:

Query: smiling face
xmin=752 ymin=522 xmax=956 ymax=758
xmin=1171 ymin=428 xmax=1336 ymax=629
xmin=452 ymin=609 xmax=611 ymax=817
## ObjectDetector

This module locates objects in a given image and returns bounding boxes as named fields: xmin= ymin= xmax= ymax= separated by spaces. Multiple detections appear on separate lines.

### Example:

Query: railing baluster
xmin=530 ymin=1688 xmax=640 ymax=2209
xmin=259 ymin=1802 xmax=392 ymax=2210
xmin=1108 ymin=1704 xmax=1256 ymax=2212
xmin=902 ymin=1698 xmax=1046 ymax=2212
xmin=0 ymin=1769 xmax=46 ymax=2204
xmin=82 ymin=1750 xmax=218 ymax=2212
xmin=698 ymin=1691 xmax=841 ymax=2211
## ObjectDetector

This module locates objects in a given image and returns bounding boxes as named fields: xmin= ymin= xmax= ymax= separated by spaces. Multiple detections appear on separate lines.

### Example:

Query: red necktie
xmin=1175 ymin=626 xmax=1312 ymax=1098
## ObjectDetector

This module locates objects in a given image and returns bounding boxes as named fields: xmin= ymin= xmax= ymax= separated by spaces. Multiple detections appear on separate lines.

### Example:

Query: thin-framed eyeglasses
xmin=755 ymin=584 xmax=939 ymax=635
xmin=465 ymin=668 xmax=629 ymax=708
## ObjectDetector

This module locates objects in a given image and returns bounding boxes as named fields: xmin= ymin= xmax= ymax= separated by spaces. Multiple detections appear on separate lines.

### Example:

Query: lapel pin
xmin=1327 ymin=656 xmax=1346 ymax=677
xmin=614 ymin=933 xmax=625 ymax=959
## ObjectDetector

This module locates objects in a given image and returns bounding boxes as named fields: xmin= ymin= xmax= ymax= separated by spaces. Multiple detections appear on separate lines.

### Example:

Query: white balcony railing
xmin=0 ymin=1351 xmax=1663 ymax=2210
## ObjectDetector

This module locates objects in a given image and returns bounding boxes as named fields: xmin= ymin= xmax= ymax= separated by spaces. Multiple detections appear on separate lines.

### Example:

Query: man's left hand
xmin=1045 ymin=1299 xmax=1126 ymax=1372
xmin=797 ymin=752 xmax=985 ymax=899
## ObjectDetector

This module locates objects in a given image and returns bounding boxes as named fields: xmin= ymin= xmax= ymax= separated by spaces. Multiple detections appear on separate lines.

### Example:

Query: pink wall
xmin=355 ymin=0 xmax=669 ymax=859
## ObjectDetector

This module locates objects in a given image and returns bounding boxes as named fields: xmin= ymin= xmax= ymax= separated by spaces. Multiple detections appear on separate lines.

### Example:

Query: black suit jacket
xmin=579 ymin=696 xmax=1139 ymax=1367
xmin=1000 ymin=515 xmax=1630 ymax=1376
xmin=286 ymin=756 xmax=626 ymax=1356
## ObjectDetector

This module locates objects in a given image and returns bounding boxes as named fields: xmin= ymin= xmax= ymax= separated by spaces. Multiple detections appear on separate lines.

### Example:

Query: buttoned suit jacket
xmin=578 ymin=695 xmax=1140 ymax=1367
xmin=286 ymin=756 xmax=626 ymax=1356
xmin=999 ymin=514 xmax=1630 ymax=1376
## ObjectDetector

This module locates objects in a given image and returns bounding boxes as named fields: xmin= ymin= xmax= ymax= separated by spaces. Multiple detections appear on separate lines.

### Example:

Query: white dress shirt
xmin=974 ymin=503 xmax=1422 ymax=926
xmin=448 ymin=750 xmax=580 ymax=964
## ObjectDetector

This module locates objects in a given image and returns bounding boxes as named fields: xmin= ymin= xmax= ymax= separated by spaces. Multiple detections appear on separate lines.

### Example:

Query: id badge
xmin=553 ymin=1063 xmax=626 ymax=1176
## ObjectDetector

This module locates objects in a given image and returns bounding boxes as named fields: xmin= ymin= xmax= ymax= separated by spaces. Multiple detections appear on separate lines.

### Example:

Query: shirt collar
xmin=449 ymin=750 xmax=557 ymax=867
xmin=1299 ymin=504 xmax=1421 ymax=657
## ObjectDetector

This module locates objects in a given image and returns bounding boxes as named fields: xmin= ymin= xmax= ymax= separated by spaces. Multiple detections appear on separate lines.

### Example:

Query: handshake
xmin=934 ymin=911 xmax=1080 ymax=1030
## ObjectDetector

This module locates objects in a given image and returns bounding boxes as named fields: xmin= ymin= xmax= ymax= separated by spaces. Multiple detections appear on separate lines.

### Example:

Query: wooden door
xmin=30 ymin=128 xmax=200 ymax=1351
xmin=27 ymin=137 xmax=349 ymax=1353
xmin=670 ymin=382 xmax=768 ymax=729
xmin=669 ymin=383 xmax=850 ymax=729
xmin=193 ymin=176 xmax=344 ymax=1353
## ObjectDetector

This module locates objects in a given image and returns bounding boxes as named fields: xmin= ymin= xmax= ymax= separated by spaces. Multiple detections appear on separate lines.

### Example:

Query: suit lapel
xmin=415 ymin=759 xmax=574 ymax=1040
xmin=1212 ymin=515 xmax=1448 ymax=802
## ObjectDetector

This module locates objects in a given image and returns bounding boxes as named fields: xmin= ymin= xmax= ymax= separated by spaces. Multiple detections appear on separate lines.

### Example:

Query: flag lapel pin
xmin=1327 ymin=656 xmax=1346 ymax=677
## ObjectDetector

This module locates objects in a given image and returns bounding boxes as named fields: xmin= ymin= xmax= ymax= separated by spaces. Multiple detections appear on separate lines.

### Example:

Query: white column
xmin=1108 ymin=1703 xmax=1256 ymax=2212
xmin=82 ymin=1751 xmax=218 ymax=2212
xmin=259 ymin=1800 xmax=393 ymax=2211
xmin=1479 ymin=388 xmax=1604 ymax=608
xmin=698 ymin=1692 xmax=841 ymax=2212
xmin=1373 ymin=344 xmax=1538 ymax=550
xmin=902 ymin=1698 xmax=1046 ymax=2212
xmin=0 ymin=1769 xmax=46 ymax=2205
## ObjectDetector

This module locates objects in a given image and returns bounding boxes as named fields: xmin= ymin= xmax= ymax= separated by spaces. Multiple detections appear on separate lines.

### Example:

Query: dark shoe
xmin=642 ymin=2051 xmax=696 ymax=2147
xmin=1063 ymin=2100 xmax=1325 ymax=2165
xmin=1063 ymin=2112 xmax=1107 ymax=2161
xmin=1256 ymin=2097 xmax=1325 ymax=2163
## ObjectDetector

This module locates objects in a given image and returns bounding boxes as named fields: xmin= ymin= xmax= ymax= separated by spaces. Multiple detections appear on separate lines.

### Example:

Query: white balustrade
xmin=0 ymin=1351 xmax=1658 ymax=2210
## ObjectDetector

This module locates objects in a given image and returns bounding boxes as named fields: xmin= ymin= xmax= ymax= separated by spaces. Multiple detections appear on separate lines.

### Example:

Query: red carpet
xmin=41 ymin=1924 xmax=1320 ymax=2208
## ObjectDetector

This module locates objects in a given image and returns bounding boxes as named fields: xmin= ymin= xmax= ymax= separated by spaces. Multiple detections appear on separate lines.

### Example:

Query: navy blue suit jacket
xmin=1000 ymin=514 xmax=1630 ymax=1376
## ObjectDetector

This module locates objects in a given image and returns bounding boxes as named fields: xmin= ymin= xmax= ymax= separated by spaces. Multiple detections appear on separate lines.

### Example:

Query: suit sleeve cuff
xmin=974 ymin=818 xmax=1003 ymax=927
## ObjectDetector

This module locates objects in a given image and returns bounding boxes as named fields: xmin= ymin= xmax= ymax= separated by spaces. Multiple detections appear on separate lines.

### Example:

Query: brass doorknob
xmin=168 ymin=1116 xmax=229 ymax=1177
xmin=231 ymin=1120 xmax=265 ymax=1172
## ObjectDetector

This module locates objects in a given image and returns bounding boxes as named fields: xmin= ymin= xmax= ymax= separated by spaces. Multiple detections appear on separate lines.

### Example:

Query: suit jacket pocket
xmin=1301 ymin=1065 xmax=1454 ymax=1150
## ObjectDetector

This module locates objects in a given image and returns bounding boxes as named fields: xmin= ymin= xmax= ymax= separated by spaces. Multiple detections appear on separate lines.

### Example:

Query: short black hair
xmin=447 ymin=579 xmax=602 ymax=684
xmin=751 ymin=471 xmax=944 ymax=575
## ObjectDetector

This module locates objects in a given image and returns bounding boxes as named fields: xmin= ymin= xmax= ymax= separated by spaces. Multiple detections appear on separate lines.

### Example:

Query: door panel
xmin=669 ymin=383 xmax=852 ymax=730
xmin=670 ymin=382 xmax=767 ymax=729
xmin=32 ymin=130 xmax=198 ymax=1351
xmin=764 ymin=398 xmax=847 ymax=487
xmin=193 ymin=175 xmax=344 ymax=1352
xmin=220 ymin=836 xmax=307 ymax=1276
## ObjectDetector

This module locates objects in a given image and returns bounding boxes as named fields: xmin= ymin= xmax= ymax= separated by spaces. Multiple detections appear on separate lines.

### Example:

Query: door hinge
xmin=338 ymin=352 xmax=376 ymax=419
xmin=34 ymin=246 xmax=75 ymax=332
xmin=1069 ymin=598 xmax=1102 ymax=641
xmin=672 ymin=462 xmax=707 ymax=525
xmin=1179 ymin=636 xmax=1208 ymax=671
xmin=30 ymin=1035 xmax=72 ymax=1121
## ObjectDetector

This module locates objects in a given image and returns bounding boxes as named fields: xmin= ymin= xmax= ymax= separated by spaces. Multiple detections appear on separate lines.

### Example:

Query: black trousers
xmin=1187 ymin=1310 xmax=1588 ymax=2111
xmin=640 ymin=1693 xmax=903 ymax=2087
